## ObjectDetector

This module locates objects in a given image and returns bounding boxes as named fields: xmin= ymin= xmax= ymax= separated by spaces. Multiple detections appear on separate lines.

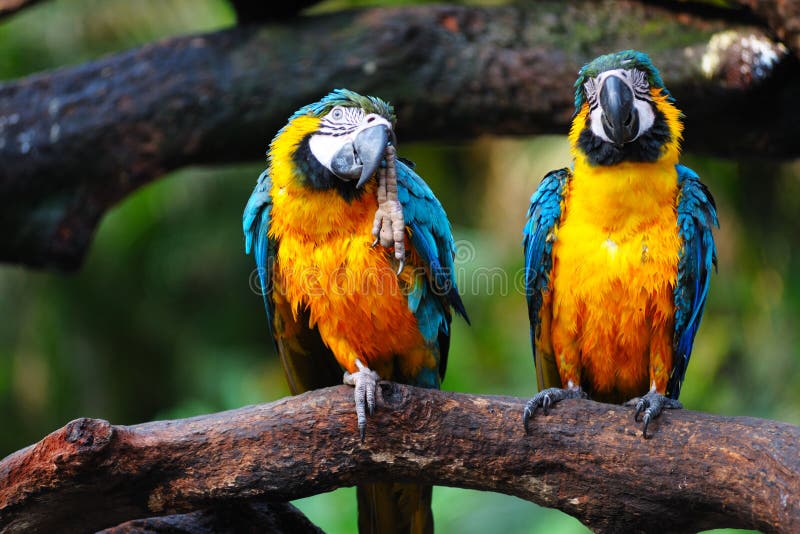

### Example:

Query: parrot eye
xmin=330 ymin=107 xmax=345 ymax=121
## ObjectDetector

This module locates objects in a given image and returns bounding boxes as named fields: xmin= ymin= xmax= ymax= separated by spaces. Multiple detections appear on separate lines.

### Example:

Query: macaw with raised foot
xmin=523 ymin=50 xmax=718 ymax=438
xmin=243 ymin=89 xmax=468 ymax=533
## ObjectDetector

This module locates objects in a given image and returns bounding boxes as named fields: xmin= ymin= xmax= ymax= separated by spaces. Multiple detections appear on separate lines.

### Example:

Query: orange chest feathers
xmin=548 ymin=160 xmax=682 ymax=399
xmin=267 ymin=174 xmax=427 ymax=375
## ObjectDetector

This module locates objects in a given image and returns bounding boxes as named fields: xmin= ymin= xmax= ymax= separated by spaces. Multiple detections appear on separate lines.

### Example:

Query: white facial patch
xmin=308 ymin=105 xmax=363 ymax=172
xmin=308 ymin=132 xmax=342 ymax=171
xmin=308 ymin=107 xmax=394 ymax=174
xmin=584 ymin=68 xmax=656 ymax=143
xmin=589 ymin=105 xmax=612 ymax=143
xmin=632 ymin=99 xmax=655 ymax=140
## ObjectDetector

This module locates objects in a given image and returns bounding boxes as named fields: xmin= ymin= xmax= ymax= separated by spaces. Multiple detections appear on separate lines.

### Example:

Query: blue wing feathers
xmin=395 ymin=159 xmax=469 ymax=349
xmin=668 ymin=164 xmax=718 ymax=399
xmin=243 ymin=170 xmax=271 ymax=254
xmin=243 ymin=170 xmax=276 ymax=333
xmin=523 ymin=169 xmax=569 ymax=350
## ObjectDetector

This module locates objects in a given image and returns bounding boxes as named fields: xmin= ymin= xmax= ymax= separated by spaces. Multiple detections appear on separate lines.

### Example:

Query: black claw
xmin=522 ymin=387 xmax=586 ymax=433
xmin=634 ymin=399 xmax=647 ymax=422
xmin=627 ymin=391 xmax=683 ymax=439
xmin=344 ymin=363 xmax=379 ymax=443
xmin=642 ymin=411 xmax=653 ymax=439
xmin=523 ymin=401 xmax=538 ymax=434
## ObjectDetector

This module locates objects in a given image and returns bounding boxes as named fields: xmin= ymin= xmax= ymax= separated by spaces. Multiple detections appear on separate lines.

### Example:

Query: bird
xmin=522 ymin=50 xmax=718 ymax=438
xmin=243 ymin=89 xmax=468 ymax=533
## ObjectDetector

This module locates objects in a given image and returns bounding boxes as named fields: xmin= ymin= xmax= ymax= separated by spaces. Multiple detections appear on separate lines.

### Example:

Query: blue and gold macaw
xmin=523 ymin=50 xmax=718 ymax=438
xmin=243 ymin=89 xmax=468 ymax=533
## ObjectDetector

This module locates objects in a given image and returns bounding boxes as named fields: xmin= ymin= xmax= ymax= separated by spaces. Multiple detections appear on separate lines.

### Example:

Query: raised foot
xmin=523 ymin=386 xmax=587 ymax=434
xmin=343 ymin=359 xmax=381 ymax=442
xmin=370 ymin=144 xmax=405 ymax=274
xmin=627 ymin=390 xmax=683 ymax=439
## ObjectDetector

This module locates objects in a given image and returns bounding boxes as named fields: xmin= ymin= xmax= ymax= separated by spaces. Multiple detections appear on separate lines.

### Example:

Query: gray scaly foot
xmin=370 ymin=144 xmax=406 ymax=274
xmin=627 ymin=389 xmax=683 ymax=439
xmin=523 ymin=386 xmax=587 ymax=434
xmin=343 ymin=358 xmax=380 ymax=442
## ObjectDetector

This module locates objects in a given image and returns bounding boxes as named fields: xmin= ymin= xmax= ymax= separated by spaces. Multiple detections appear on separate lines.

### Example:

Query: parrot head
xmin=570 ymin=50 xmax=682 ymax=166
xmin=269 ymin=89 xmax=396 ymax=199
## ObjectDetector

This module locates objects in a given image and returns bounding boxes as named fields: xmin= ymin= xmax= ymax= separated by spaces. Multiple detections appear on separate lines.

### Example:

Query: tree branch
xmin=1 ymin=384 xmax=797 ymax=534
xmin=729 ymin=0 xmax=800 ymax=56
xmin=1 ymin=1 xmax=797 ymax=271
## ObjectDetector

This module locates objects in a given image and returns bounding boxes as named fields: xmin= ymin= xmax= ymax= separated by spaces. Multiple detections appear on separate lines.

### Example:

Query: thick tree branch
xmin=650 ymin=1 xmax=800 ymax=55
xmin=730 ymin=0 xmax=800 ymax=56
xmin=1 ymin=1 xmax=797 ymax=271
xmin=1 ymin=384 xmax=797 ymax=534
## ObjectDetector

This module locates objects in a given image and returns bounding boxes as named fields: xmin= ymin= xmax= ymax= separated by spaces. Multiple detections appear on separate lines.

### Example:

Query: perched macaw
xmin=523 ymin=50 xmax=718 ymax=438
xmin=243 ymin=89 xmax=468 ymax=533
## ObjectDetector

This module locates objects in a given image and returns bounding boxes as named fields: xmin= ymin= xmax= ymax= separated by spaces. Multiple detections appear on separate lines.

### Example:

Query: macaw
xmin=243 ymin=89 xmax=468 ymax=533
xmin=523 ymin=50 xmax=718 ymax=438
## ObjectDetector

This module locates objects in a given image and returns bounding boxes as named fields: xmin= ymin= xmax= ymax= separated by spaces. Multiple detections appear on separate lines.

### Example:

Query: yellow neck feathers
xmin=267 ymin=115 xmax=377 ymax=242
xmin=269 ymin=115 xmax=320 ymax=190
xmin=569 ymin=88 xmax=683 ymax=168
xmin=566 ymin=88 xmax=684 ymax=232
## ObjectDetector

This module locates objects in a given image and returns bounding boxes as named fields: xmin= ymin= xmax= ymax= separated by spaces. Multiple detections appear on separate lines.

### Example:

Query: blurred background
xmin=0 ymin=1 xmax=797 ymax=533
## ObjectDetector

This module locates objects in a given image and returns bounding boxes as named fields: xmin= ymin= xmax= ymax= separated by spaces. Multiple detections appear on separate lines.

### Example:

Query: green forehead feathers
xmin=573 ymin=50 xmax=674 ymax=114
xmin=290 ymin=88 xmax=396 ymax=125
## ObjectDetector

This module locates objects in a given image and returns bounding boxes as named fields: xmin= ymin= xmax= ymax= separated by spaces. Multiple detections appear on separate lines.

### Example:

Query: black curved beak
xmin=599 ymin=75 xmax=638 ymax=146
xmin=329 ymin=124 xmax=390 ymax=188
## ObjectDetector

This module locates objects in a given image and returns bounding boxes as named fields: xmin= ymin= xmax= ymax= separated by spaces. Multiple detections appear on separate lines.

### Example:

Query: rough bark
xmin=1 ymin=384 xmax=797 ymax=534
xmin=1 ymin=1 xmax=798 ymax=271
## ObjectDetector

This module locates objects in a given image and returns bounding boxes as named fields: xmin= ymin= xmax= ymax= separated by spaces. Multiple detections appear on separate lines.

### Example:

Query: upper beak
xmin=354 ymin=124 xmax=390 ymax=188
xmin=330 ymin=122 xmax=391 ymax=188
xmin=599 ymin=75 xmax=638 ymax=146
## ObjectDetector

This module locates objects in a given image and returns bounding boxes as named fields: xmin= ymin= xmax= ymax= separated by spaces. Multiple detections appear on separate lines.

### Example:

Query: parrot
xmin=243 ymin=89 xmax=468 ymax=533
xmin=522 ymin=50 xmax=718 ymax=438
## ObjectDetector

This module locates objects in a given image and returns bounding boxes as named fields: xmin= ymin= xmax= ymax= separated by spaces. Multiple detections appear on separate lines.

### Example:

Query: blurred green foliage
xmin=0 ymin=1 xmax=797 ymax=533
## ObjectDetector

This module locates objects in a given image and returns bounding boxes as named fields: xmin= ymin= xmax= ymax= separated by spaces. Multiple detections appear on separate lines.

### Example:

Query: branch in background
xmin=651 ymin=0 xmax=800 ymax=54
xmin=99 ymin=501 xmax=323 ymax=534
xmin=0 ymin=0 xmax=43 ymax=20
xmin=0 ymin=1 xmax=797 ymax=271
xmin=1 ymin=384 xmax=798 ymax=534
xmin=730 ymin=0 xmax=800 ymax=56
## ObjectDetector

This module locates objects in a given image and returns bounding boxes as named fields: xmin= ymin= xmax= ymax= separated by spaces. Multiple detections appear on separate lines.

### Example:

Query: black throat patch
xmin=577 ymin=105 xmax=672 ymax=166
xmin=292 ymin=134 xmax=365 ymax=202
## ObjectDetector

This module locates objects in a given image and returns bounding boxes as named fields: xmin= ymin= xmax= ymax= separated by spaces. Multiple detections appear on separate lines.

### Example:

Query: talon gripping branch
xmin=244 ymin=89 xmax=468 ymax=533
xmin=523 ymin=51 xmax=718 ymax=438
